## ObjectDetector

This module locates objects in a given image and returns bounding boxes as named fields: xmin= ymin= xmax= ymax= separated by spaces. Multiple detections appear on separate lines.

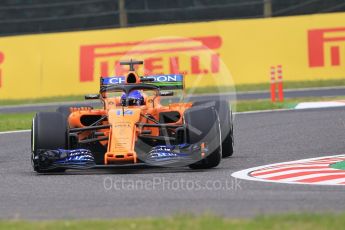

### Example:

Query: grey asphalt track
xmin=1 ymin=107 xmax=345 ymax=219
xmin=1 ymin=86 xmax=345 ymax=113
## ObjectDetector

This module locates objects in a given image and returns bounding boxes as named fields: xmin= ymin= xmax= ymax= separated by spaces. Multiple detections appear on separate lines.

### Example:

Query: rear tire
xmin=31 ymin=112 xmax=68 ymax=173
xmin=193 ymin=100 xmax=234 ymax=158
xmin=185 ymin=105 xmax=222 ymax=169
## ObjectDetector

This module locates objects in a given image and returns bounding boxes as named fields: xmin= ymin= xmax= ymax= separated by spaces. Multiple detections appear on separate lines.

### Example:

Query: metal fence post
xmin=263 ymin=0 xmax=272 ymax=17
xmin=118 ymin=0 xmax=127 ymax=27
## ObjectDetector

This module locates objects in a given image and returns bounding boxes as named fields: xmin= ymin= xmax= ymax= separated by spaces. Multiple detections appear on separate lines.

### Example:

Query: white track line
xmin=234 ymin=108 xmax=293 ymax=115
xmin=315 ymin=177 xmax=345 ymax=185
xmin=234 ymin=105 xmax=345 ymax=115
xmin=0 ymin=129 xmax=30 ymax=135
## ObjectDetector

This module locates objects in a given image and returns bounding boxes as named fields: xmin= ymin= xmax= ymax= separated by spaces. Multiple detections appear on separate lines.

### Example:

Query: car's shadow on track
xmin=31 ymin=165 xmax=224 ymax=176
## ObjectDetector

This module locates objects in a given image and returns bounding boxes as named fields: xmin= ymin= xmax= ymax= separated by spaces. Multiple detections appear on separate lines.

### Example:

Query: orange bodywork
xmin=68 ymin=70 xmax=192 ymax=165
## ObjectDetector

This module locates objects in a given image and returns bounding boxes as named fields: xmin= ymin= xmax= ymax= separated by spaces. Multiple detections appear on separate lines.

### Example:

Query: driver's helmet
xmin=121 ymin=90 xmax=145 ymax=106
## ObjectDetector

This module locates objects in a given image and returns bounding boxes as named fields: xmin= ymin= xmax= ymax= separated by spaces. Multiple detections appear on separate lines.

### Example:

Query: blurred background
xmin=0 ymin=0 xmax=345 ymax=107
xmin=1 ymin=0 xmax=345 ymax=36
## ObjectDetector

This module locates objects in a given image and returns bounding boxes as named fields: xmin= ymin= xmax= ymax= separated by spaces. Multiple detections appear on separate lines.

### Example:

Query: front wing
xmin=34 ymin=143 xmax=208 ymax=171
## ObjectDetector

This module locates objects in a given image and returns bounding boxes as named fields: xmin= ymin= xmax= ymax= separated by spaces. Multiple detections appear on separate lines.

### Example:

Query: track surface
xmin=2 ymin=86 xmax=345 ymax=113
xmin=1 ymin=107 xmax=345 ymax=219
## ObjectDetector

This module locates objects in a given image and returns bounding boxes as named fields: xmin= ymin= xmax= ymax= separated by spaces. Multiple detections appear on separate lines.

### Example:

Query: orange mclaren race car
xmin=31 ymin=60 xmax=234 ymax=173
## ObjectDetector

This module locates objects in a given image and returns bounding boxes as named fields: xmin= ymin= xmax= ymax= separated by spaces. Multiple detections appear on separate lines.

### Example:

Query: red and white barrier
xmin=270 ymin=66 xmax=276 ymax=102
xmin=270 ymin=65 xmax=284 ymax=102
xmin=277 ymin=65 xmax=284 ymax=102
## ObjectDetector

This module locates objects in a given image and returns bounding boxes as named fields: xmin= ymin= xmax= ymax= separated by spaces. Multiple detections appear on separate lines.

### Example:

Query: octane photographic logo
xmin=80 ymin=36 xmax=236 ymax=167
xmin=308 ymin=27 xmax=345 ymax=67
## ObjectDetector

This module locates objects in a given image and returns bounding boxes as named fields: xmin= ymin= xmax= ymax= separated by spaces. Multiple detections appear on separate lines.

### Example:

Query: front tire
xmin=192 ymin=100 xmax=234 ymax=158
xmin=216 ymin=100 xmax=234 ymax=158
xmin=185 ymin=105 xmax=222 ymax=169
xmin=31 ymin=112 xmax=68 ymax=173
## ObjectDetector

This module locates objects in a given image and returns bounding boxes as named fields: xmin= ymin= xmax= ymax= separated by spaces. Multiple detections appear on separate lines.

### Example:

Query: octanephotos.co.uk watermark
xmin=103 ymin=176 xmax=242 ymax=191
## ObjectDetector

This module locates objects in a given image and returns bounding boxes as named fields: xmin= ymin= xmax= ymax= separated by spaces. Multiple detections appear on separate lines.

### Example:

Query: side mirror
xmin=159 ymin=91 xmax=174 ymax=96
xmin=85 ymin=94 xmax=100 ymax=100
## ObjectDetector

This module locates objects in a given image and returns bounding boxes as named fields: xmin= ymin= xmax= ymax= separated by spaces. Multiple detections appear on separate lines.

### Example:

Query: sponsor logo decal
xmin=103 ymin=74 xmax=183 ymax=85
xmin=232 ymin=155 xmax=345 ymax=185
xmin=79 ymin=36 xmax=222 ymax=82
xmin=308 ymin=27 xmax=345 ymax=67
xmin=143 ymin=74 xmax=183 ymax=82
xmin=102 ymin=76 xmax=125 ymax=85
xmin=113 ymin=123 xmax=131 ymax=128
xmin=0 ymin=51 xmax=4 ymax=88
xmin=116 ymin=110 xmax=133 ymax=116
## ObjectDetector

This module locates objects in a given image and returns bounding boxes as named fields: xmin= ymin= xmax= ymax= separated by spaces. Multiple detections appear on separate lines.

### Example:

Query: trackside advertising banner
xmin=0 ymin=12 xmax=345 ymax=99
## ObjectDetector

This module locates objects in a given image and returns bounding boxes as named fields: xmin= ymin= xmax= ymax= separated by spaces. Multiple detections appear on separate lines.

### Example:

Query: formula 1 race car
xmin=31 ymin=60 xmax=234 ymax=173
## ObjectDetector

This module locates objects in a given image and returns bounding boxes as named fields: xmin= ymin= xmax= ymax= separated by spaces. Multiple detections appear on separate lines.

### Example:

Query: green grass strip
xmin=0 ymin=113 xmax=34 ymax=132
xmin=0 ymin=213 xmax=345 ymax=230
xmin=330 ymin=161 xmax=345 ymax=170
xmin=0 ymin=95 xmax=85 ymax=106
xmin=1 ymin=79 xmax=345 ymax=106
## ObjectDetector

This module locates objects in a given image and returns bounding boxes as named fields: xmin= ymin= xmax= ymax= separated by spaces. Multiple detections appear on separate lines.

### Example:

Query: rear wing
xmin=142 ymin=74 xmax=184 ymax=90
xmin=101 ymin=74 xmax=184 ymax=90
